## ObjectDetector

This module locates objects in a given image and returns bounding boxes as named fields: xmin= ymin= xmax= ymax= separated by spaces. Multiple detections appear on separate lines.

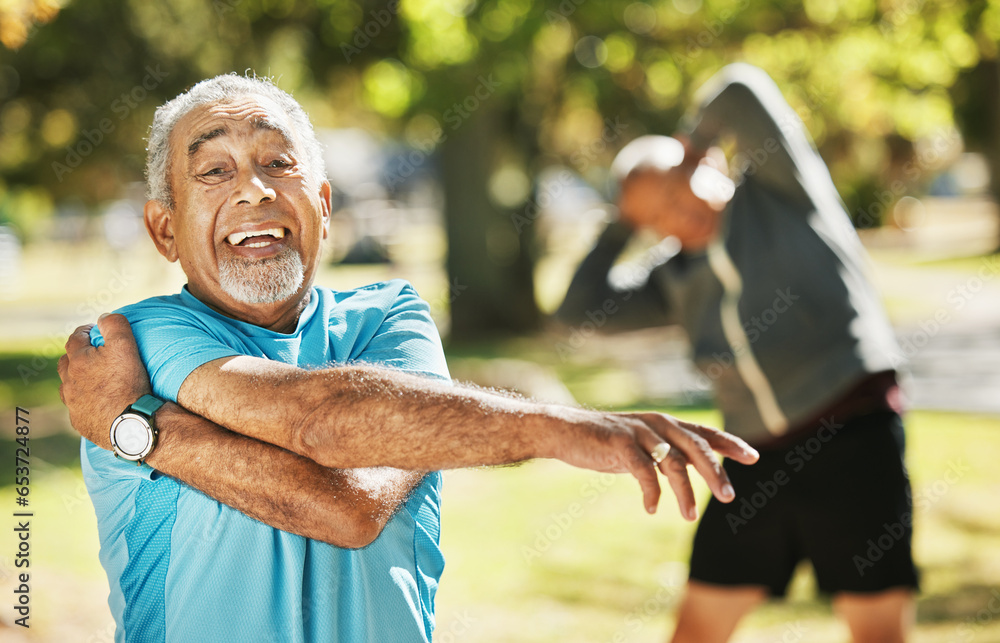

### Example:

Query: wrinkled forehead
xmin=171 ymin=95 xmax=299 ymax=161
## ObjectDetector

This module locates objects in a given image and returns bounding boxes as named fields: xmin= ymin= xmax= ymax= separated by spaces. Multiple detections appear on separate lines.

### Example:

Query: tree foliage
xmin=2 ymin=0 xmax=998 ymax=332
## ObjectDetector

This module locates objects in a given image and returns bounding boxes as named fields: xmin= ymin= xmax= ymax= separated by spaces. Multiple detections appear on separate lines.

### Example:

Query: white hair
xmin=145 ymin=73 xmax=326 ymax=208
xmin=610 ymin=135 xmax=686 ymax=183
xmin=218 ymin=246 xmax=304 ymax=304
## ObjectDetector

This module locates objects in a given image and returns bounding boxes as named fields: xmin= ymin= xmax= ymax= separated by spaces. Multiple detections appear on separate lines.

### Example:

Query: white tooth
xmin=247 ymin=241 xmax=268 ymax=248
xmin=228 ymin=228 xmax=285 ymax=245
xmin=244 ymin=228 xmax=285 ymax=239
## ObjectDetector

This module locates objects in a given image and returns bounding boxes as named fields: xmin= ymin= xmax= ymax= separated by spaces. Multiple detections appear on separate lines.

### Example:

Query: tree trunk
xmin=439 ymin=103 xmax=540 ymax=341
xmin=985 ymin=61 xmax=1000 ymax=254
xmin=956 ymin=59 xmax=1000 ymax=253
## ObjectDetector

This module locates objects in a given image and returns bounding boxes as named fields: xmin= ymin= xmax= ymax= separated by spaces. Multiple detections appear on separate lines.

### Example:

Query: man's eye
xmin=202 ymin=168 xmax=225 ymax=176
xmin=266 ymin=159 xmax=290 ymax=168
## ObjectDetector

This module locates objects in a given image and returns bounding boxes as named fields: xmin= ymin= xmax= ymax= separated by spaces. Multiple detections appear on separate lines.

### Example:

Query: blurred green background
xmin=2 ymin=0 xmax=1000 ymax=641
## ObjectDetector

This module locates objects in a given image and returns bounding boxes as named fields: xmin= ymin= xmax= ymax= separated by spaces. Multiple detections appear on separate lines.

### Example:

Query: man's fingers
xmin=96 ymin=313 xmax=138 ymax=347
xmin=623 ymin=445 xmax=662 ymax=515
xmin=645 ymin=414 xmax=736 ymax=505
xmin=680 ymin=420 xmax=759 ymax=465
xmin=64 ymin=324 xmax=95 ymax=355
xmin=659 ymin=450 xmax=697 ymax=521
xmin=633 ymin=423 xmax=701 ymax=520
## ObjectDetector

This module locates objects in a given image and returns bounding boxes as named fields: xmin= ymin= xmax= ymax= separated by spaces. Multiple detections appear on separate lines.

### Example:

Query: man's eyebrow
xmin=188 ymin=127 xmax=228 ymax=156
xmin=252 ymin=117 xmax=296 ymax=148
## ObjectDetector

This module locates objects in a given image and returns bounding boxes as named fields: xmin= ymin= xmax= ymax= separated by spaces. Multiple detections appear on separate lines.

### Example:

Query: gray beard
xmin=218 ymin=246 xmax=304 ymax=305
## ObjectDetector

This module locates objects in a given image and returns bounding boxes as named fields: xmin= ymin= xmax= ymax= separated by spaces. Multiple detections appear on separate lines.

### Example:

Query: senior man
xmin=57 ymin=74 xmax=758 ymax=642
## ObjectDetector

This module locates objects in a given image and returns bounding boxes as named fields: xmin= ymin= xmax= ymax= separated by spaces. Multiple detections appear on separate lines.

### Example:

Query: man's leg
xmin=674 ymin=442 xmax=799 ymax=643
xmin=833 ymin=588 xmax=915 ymax=643
xmin=670 ymin=580 xmax=767 ymax=643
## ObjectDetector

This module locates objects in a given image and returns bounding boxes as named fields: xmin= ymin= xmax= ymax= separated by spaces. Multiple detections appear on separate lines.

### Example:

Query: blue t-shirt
xmin=81 ymin=279 xmax=449 ymax=642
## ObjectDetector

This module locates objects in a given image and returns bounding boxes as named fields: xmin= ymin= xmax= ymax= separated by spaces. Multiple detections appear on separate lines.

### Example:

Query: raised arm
xmin=59 ymin=317 xmax=421 ymax=548
xmin=681 ymin=63 xmax=831 ymax=205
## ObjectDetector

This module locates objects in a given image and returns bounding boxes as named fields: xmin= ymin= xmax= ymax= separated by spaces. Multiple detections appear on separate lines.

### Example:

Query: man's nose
xmin=231 ymin=168 xmax=276 ymax=206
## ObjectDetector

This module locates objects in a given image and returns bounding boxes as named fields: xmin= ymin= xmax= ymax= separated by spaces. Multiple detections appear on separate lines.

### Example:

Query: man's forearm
xmin=182 ymin=359 xmax=556 ymax=470
xmin=144 ymin=402 xmax=424 ymax=548
xmin=555 ymin=221 xmax=675 ymax=333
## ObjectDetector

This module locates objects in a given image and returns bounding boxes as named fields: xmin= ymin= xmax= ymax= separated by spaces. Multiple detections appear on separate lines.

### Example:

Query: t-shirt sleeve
xmin=89 ymin=302 xmax=244 ymax=403
xmin=83 ymin=301 xmax=243 ymax=480
xmin=353 ymin=281 xmax=451 ymax=382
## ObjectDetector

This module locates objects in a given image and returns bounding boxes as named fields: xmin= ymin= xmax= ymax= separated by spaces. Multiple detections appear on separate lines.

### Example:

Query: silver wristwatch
xmin=109 ymin=394 xmax=165 ymax=465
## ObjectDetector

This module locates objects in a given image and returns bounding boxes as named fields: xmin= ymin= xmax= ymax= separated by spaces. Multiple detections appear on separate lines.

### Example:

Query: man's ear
xmin=318 ymin=180 xmax=332 ymax=240
xmin=143 ymin=200 xmax=179 ymax=262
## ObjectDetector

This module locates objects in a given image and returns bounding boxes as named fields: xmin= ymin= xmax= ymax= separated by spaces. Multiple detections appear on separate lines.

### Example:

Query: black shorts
xmin=689 ymin=410 xmax=920 ymax=596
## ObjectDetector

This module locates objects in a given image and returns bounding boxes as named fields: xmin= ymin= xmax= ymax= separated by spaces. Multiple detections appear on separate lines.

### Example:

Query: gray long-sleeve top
xmin=557 ymin=64 xmax=902 ymax=445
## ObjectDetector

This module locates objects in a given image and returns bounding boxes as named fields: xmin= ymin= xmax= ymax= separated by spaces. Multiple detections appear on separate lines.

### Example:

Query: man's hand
xmin=57 ymin=313 xmax=424 ymax=548
xmin=57 ymin=314 xmax=152 ymax=449
xmin=537 ymin=405 xmax=758 ymax=520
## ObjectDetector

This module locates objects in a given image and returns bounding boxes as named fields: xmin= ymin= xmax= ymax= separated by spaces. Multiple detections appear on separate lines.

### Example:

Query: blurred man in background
xmin=558 ymin=64 xmax=917 ymax=643
xmin=58 ymin=74 xmax=759 ymax=642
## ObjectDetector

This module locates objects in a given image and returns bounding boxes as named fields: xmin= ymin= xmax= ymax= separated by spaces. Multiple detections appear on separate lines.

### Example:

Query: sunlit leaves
xmin=362 ymin=58 xmax=424 ymax=117
xmin=0 ymin=0 xmax=62 ymax=50
xmin=480 ymin=0 xmax=531 ymax=42
xmin=892 ymin=87 xmax=954 ymax=140
xmin=39 ymin=107 xmax=74 ymax=147
xmin=644 ymin=56 xmax=682 ymax=107
xmin=623 ymin=2 xmax=656 ymax=35
xmin=533 ymin=20 xmax=573 ymax=63
xmin=603 ymin=32 xmax=636 ymax=73
xmin=803 ymin=0 xmax=875 ymax=26
xmin=400 ymin=0 xmax=478 ymax=68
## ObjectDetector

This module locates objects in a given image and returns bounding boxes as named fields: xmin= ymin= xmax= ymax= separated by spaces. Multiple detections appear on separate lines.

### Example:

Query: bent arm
xmin=555 ymin=221 xmax=677 ymax=332
xmin=60 ymin=318 xmax=421 ymax=548
xmin=144 ymin=403 xmax=423 ymax=548
xmin=681 ymin=63 xmax=827 ymax=205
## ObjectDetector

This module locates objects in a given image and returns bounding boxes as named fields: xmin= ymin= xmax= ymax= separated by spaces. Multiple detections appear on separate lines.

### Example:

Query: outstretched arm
xmin=62 ymin=314 xmax=758 ymax=520
xmin=172 ymin=323 xmax=756 ymax=519
xmin=60 ymin=316 xmax=422 ymax=548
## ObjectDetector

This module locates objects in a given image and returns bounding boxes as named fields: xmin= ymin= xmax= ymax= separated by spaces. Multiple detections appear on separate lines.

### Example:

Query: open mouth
xmin=225 ymin=227 xmax=288 ymax=248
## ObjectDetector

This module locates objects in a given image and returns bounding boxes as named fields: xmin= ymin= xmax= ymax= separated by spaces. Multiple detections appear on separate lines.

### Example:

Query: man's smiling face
xmin=145 ymin=94 xmax=331 ymax=330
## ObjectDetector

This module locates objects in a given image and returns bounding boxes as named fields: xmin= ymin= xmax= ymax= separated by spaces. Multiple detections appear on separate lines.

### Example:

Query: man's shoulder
xmin=325 ymin=278 xmax=419 ymax=303
xmin=320 ymin=278 xmax=430 ymax=320
xmin=114 ymin=291 xmax=204 ymax=323
xmin=317 ymin=279 xmax=445 ymax=371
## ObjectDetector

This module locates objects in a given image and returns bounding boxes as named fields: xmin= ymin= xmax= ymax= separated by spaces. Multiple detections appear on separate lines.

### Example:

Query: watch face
xmin=114 ymin=416 xmax=152 ymax=457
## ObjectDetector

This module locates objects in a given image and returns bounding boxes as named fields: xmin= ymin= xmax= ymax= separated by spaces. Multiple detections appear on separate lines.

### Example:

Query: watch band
xmin=131 ymin=394 xmax=165 ymax=418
